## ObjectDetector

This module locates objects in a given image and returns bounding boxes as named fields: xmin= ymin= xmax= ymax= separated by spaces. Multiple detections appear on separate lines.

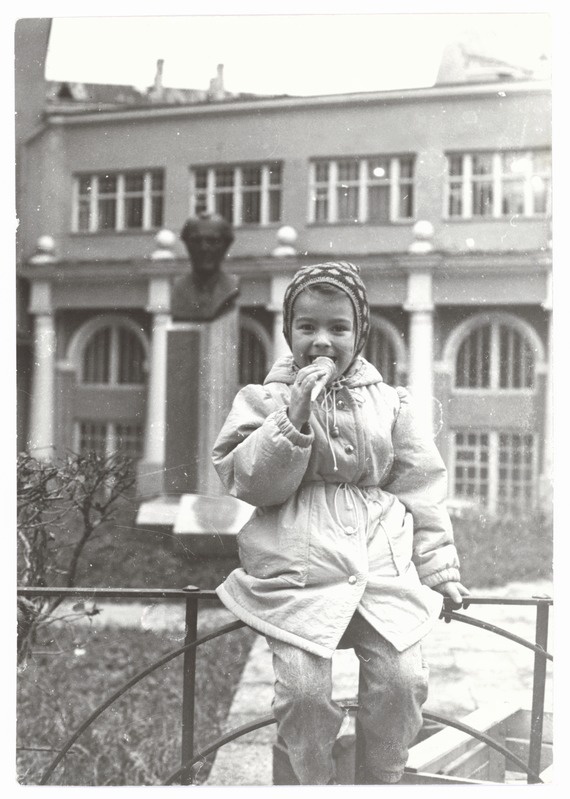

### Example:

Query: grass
xmin=17 ymin=496 xmax=553 ymax=786
xmin=17 ymin=616 xmax=256 ymax=785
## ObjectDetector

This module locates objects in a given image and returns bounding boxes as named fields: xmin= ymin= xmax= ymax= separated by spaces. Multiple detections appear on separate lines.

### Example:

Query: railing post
xmin=527 ymin=597 xmax=550 ymax=783
xmin=180 ymin=585 xmax=200 ymax=784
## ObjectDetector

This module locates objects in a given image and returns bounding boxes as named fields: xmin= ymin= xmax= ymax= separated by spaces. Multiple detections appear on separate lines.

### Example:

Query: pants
xmin=267 ymin=611 xmax=429 ymax=785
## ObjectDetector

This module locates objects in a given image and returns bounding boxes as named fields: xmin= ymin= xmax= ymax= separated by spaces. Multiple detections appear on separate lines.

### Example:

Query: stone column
xmin=137 ymin=232 xmax=176 ymax=496
xmin=269 ymin=274 xmax=292 ymax=362
xmin=405 ymin=298 xmax=434 ymax=438
xmin=403 ymin=222 xmax=436 ymax=439
xmin=540 ymin=271 xmax=552 ymax=506
xmin=138 ymin=277 xmax=171 ymax=497
xmin=28 ymin=281 xmax=56 ymax=460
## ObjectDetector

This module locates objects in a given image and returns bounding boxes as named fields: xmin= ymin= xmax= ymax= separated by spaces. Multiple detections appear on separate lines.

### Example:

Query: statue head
xmin=180 ymin=212 xmax=234 ymax=281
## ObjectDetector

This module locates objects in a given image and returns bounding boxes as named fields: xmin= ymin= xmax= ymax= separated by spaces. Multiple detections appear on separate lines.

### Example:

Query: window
xmin=81 ymin=324 xmax=146 ymax=385
xmin=73 ymin=169 xmax=164 ymax=232
xmin=309 ymin=155 xmax=414 ymax=224
xmin=239 ymin=316 xmax=271 ymax=386
xmin=77 ymin=420 xmax=144 ymax=460
xmin=446 ymin=150 xmax=551 ymax=219
xmin=452 ymin=430 xmax=536 ymax=513
xmin=190 ymin=163 xmax=282 ymax=227
xmin=455 ymin=321 xmax=535 ymax=390
xmin=453 ymin=431 xmax=490 ymax=504
xmin=365 ymin=326 xmax=398 ymax=386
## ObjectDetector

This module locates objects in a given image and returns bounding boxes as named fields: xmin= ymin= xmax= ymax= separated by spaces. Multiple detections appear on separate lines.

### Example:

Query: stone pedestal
xmin=164 ymin=308 xmax=239 ymax=496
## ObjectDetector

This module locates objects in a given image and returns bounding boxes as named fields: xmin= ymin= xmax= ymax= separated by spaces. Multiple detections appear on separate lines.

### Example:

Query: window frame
xmin=308 ymin=154 xmax=415 ymax=225
xmin=72 ymin=169 xmax=165 ymax=233
xmin=450 ymin=428 xmax=538 ymax=514
xmin=453 ymin=318 xmax=537 ymax=394
xmin=189 ymin=162 xmax=282 ymax=227
xmin=444 ymin=149 xmax=551 ymax=220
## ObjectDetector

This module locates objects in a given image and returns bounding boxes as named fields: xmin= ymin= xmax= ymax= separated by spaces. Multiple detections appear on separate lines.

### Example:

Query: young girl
xmin=212 ymin=261 xmax=469 ymax=785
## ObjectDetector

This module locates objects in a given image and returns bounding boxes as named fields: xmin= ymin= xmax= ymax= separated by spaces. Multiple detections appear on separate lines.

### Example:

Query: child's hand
xmin=288 ymin=363 xmax=329 ymax=430
xmin=432 ymin=581 xmax=470 ymax=609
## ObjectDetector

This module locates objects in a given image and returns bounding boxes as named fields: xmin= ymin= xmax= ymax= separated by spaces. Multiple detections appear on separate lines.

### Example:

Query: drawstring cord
xmin=321 ymin=383 xmax=340 ymax=472
xmin=332 ymin=483 xmax=369 ymax=536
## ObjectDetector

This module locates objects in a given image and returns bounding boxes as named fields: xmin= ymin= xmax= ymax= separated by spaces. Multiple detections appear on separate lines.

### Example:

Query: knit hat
xmin=282 ymin=261 xmax=370 ymax=356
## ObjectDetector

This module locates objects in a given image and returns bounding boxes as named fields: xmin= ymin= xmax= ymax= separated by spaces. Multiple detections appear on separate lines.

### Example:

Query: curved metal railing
xmin=17 ymin=587 xmax=552 ymax=786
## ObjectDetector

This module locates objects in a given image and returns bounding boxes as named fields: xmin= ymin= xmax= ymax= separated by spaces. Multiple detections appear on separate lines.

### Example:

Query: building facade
xmin=16 ymin=20 xmax=552 ymax=515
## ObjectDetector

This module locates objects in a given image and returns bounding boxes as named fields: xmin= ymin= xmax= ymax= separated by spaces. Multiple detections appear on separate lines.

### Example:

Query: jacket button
xmin=344 ymin=444 xmax=355 ymax=454
xmin=348 ymin=575 xmax=357 ymax=585
xmin=337 ymin=400 xmax=345 ymax=409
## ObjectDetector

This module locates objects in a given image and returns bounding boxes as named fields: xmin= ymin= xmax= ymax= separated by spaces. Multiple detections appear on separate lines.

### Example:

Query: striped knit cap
xmin=283 ymin=261 xmax=370 ymax=356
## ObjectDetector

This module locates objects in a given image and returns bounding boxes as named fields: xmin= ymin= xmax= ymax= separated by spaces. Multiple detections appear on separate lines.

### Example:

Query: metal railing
xmin=17 ymin=586 xmax=552 ymax=785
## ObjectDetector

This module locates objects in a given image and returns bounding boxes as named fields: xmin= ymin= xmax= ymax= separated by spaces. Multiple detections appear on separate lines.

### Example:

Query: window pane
xmin=118 ymin=328 xmax=145 ymax=384
xmin=151 ymin=195 xmax=164 ymax=228
xmin=399 ymin=185 xmax=413 ymax=218
xmin=399 ymin=158 xmax=414 ymax=179
xmin=242 ymin=167 xmax=261 ymax=187
xmin=79 ymin=421 xmax=108 ymax=455
xmin=497 ymin=432 xmax=535 ymax=511
xmin=125 ymin=197 xmax=144 ymax=228
xmin=368 ymin=185 xmax=390 ymax=221
xmin=78 ymin=200 xmax=91 ymax=231
xmin=215 ymin=168 xmax=234 ymax=188
xmin=454 ymin=430 xmax=489 ymax=504
xmin=337 ymin=160 xmax=359 ymax=181
xmin=83 ymin=328 xmax=111 ymax=383
xmin=269 ymin=190 xmax=281 ymax=223
xmin=98 ymin=198 xmax=116 ymax=229
xmin=448 ymin=155 xmax=463 ymax=176
xmin=337 ymin=185 xmax=359 ymax=221
xmin=151 ymin=170 xmax=164 ymax=191
xmin=499 ymin=325 xmax=534 ymax=388
xmin=242 ymin=190 xmax=261 ymax=223
xmin=99 ymin=175 xmax=117 ymax=193
xmin=315 ymin=162 xmax=329 ymax=182
xmin=369 ymin=158 xmax=389 ymax=180
xmin=239 ymin=327 xmax=267 ymax=385
xmin=364 ymin=326 xmax=397 ymax=385
xmin=194 ymin=169 xmax=208 ymax=189
xmin=215 ymin=192 xmax=233 ymax=223
xmin=268 ymin=164 xmax=282 ymax=185
xmin=456 ymin=325 xmax=491 ymax=388
xmin=472 ymin=155 xmax=493 ymax=175
xmin=502 ymin=181 xmax=525 ymax=215
xmin=115 ymin=423 xmax=144 ymax=459
xmin=472 ymin=182 xmax=493 ymax=216
xmin=125 ymin=173 xmax=144 ymax=192
xmin=314 ymin=188 xmax=328 ymax=222
xmin=448 ymin=183 xmax=463 ymax=217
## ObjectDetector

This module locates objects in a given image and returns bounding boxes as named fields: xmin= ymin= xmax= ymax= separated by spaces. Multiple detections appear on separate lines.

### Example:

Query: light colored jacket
xmin=213 ymin=355 xmax=460 ymax=658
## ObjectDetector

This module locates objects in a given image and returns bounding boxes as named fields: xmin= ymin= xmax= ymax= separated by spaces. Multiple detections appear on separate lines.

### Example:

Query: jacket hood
xmin=264 ymin=355 xmax=384 ymax=388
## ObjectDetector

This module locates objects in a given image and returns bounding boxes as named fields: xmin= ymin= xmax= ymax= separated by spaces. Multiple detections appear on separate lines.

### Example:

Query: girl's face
xmin=291 ymin=289 xmax=356 ymax=377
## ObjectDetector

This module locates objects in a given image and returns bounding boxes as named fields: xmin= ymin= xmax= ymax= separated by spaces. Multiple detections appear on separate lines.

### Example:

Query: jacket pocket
xmin=237 ymin=493 xmax=312 ymax=586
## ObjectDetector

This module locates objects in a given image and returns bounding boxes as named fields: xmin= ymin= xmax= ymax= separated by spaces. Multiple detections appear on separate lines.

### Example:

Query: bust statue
xmin=171 ymin=213 xmax=239 ymax=322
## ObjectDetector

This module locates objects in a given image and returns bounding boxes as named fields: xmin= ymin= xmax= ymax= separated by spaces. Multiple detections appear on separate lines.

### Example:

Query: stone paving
xmin=205 ymin=580 xmax=554 ymax=786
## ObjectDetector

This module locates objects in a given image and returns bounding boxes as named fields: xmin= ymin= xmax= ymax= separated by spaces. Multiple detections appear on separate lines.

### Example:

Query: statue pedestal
xmin=164 ymin=308 xmax=239 ymax=496
xmin=136 ymin=307 xmax=243 ymax=544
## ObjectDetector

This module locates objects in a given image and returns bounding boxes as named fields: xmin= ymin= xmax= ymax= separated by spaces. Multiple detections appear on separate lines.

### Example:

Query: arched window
xmin=446 ymin=313 xmax=545 ymax=514
xmin=364 ymin=316 xmax=405 ymax=386
xmin=68 ymin=317 xmax=148 ymax=463
xmin=239 ymin=316 xmax=271 ymax=386
xmin=455 ymin=321 xmax=535 ymax=389
xmin=81 ymin=324 xmax=146 ymax=385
